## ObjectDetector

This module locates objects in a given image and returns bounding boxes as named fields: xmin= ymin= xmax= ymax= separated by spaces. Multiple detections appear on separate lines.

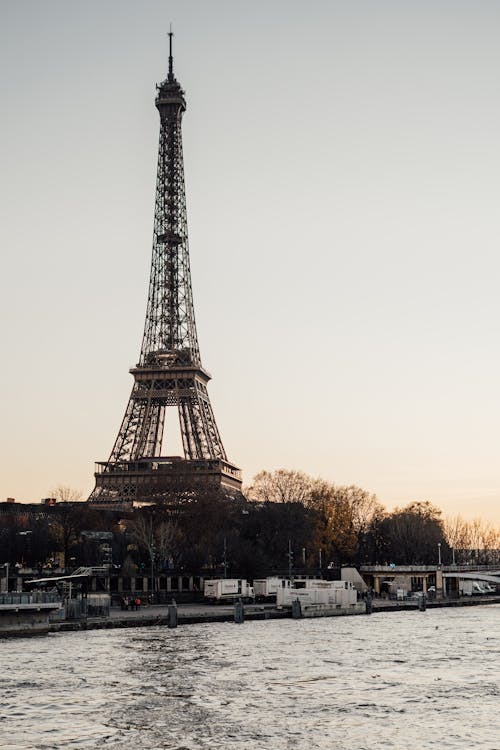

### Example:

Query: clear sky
xmin=1 ymin=1 xmax=499 ymax=523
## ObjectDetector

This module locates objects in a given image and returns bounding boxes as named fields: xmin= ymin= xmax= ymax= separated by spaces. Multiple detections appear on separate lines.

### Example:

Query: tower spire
xmin=168 ymin=25 xmax=174 ymax=81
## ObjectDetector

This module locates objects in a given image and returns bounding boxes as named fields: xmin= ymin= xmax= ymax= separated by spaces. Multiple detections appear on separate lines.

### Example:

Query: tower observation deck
xmin=89 ymin=35 xmax=242 ymax=506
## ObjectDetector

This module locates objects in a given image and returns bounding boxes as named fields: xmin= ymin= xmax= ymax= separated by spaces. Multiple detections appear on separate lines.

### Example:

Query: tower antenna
xmin=168 ymin=24 xmax=174 ymax=80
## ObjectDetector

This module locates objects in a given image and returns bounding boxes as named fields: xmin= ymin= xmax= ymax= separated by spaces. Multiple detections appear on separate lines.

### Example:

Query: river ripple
xmin=1 ymin=605 xmax=499 ymax=749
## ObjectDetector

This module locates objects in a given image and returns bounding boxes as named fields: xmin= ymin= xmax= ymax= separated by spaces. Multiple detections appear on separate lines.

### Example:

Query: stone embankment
xmin=48 ymin=595 xmax=500 ymax=633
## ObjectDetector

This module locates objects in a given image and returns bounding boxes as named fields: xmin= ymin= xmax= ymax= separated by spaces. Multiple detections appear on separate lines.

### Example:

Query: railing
xmin=0 ymin=592 xmax=61 ymax=605
xmin=361 ymin=564 xmax=500 ymax=573
xmin=71 ymin=566 xmax=110 ymax=577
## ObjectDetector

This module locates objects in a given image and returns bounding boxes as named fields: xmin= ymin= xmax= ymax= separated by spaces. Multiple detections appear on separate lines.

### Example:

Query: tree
xmin=378 ymin=501 xmax=448 ymax=565
xmin=48 ymin=485 xmax=84 ymax=503
xmin=245 ymin=470 xmax=384 ymax=565
xmin=444 ymin=515 xmax=500 ymax=565
xmin=304 ymin=481 xmax=383 ymax=564
xmin=48 ymin=503 xmax=102 ymax=568
xmin=127 ymin=508 xmax=178 ymax=577
xmin=244 ymin=469 xmax=314 ymax=505
xmin=237 ymin=500 xmax=318 ymax=575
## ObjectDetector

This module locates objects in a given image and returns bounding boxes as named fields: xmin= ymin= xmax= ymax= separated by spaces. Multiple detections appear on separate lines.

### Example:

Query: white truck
xmin=460 ymin=580 xmax=488 ymax=596
xmin=277 ymin=580 xmax=357 ymax=608
xmin=204 ymin=579 xmax=254 ymax=603
xmin=253 ymin=577 xmax=291 ymax=601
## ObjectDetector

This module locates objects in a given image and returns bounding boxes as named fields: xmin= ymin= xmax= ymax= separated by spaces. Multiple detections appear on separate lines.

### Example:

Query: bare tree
xmin=244 ymin=469 xmax=315 ymax=504
xmin=127 ymin=510 xmax=178 ymax=577
xmin=444 ymin=515 xmax=500 ymax=564
xmin=49 ymin=485 xmax=84 ymax=503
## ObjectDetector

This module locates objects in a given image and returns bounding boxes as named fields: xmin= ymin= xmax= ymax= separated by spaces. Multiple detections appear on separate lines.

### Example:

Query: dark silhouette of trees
xmin=305 ymin=482 xmax=384 ymax=565
xmin=247 ymin=470 xmax=383 ymax=566
xmin=49 ymin=503 xmax=108 ymax=568
xmin=376 ymin=501 xmax=448 ymax=564
xmin=127 ymin=508 xmax=178 ymax=574
xmin=3 ymin=471 xmax=497 ymax=574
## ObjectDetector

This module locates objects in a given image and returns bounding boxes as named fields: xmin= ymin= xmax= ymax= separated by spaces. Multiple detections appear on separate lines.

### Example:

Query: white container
xmin=203 ymin=579 xmax=254 ymax=602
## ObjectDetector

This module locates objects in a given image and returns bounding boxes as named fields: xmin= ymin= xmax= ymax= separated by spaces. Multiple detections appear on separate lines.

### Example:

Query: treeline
xmin=1 ymin=472 xmax=499 ymax=576
xmin=244 ymin=469 xmax=500 ymax=569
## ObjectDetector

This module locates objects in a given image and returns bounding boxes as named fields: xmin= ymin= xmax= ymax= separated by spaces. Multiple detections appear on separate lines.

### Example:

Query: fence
xmin=65 ymin=594 xmax=110 ymax=620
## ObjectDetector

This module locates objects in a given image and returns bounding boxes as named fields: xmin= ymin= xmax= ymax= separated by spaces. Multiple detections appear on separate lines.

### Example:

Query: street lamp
xmin=150 ymin=542 xmax=156 ymax=603
xmin=18 ymin=530 xmax=32 ymax=567
xmin=287 ymin=539 xmax=293 ymax=580
xmin=438 ymin=542 xmax=442 ymax=567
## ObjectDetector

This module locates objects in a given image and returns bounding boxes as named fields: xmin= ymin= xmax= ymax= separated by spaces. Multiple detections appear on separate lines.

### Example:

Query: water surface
xmin=2 ymin=605 xmax=499 ymax=749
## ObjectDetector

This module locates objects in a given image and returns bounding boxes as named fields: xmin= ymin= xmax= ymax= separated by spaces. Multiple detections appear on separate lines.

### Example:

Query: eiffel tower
xmin=89 ymin=35 xmax=242 ymax=506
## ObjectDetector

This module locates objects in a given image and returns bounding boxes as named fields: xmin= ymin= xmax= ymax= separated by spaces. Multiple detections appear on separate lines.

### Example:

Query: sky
xmin=1 ymin=1 xmax=500 ymax=523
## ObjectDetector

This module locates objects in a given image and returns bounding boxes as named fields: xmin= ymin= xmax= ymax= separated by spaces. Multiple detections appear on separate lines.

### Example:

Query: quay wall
xmin=48 ymin=594 xmax=500 ymax=634
xmin=0 ymin=607 xmax=55 ymax=637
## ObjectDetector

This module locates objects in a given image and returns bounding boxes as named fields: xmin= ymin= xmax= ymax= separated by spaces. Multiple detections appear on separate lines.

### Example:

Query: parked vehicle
xmin=253 ymin=577 xmax=291 ymax=601
xmin=482 ymin=583 xmax=496 ymax=594
xmin=277 ymin=580 xmax=357 ymax=608
xmin=203 ymin=579 xmax=254 ymax=603
xmin=460 ymin=580 xmax=489 ymax=596
xmin=460 ymin=580 xmax=472 ymax=596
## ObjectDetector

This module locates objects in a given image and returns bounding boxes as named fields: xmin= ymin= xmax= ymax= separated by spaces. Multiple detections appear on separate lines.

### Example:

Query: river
xmin=1 ymin=605 xmax=499 ymax=749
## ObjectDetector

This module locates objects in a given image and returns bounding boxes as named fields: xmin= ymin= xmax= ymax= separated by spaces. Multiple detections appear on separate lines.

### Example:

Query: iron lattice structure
xmin=89 ymin=37 xmax=242 ymax=505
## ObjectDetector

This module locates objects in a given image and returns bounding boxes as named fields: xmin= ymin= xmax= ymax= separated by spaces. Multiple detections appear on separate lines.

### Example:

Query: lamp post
xmin=223 ymin=537 xmax=227 ymax=579
xmin=18 ymin=530 xmax=32 ymax=567
xmin=3 ymin=562 xmax=9 ymax=593
xmin=150 ymin=542 xmax=156 ymax=603
xmin=438 ymin=542 xmax=442 ymax=567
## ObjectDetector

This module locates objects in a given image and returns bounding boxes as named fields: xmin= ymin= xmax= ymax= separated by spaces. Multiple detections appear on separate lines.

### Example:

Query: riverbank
xmin=48 ymin=594 xmax=500 ymax=633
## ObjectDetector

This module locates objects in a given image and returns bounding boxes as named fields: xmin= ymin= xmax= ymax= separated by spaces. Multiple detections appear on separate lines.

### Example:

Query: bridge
xmin=360 ymin=564 xmax=500 ymax=597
